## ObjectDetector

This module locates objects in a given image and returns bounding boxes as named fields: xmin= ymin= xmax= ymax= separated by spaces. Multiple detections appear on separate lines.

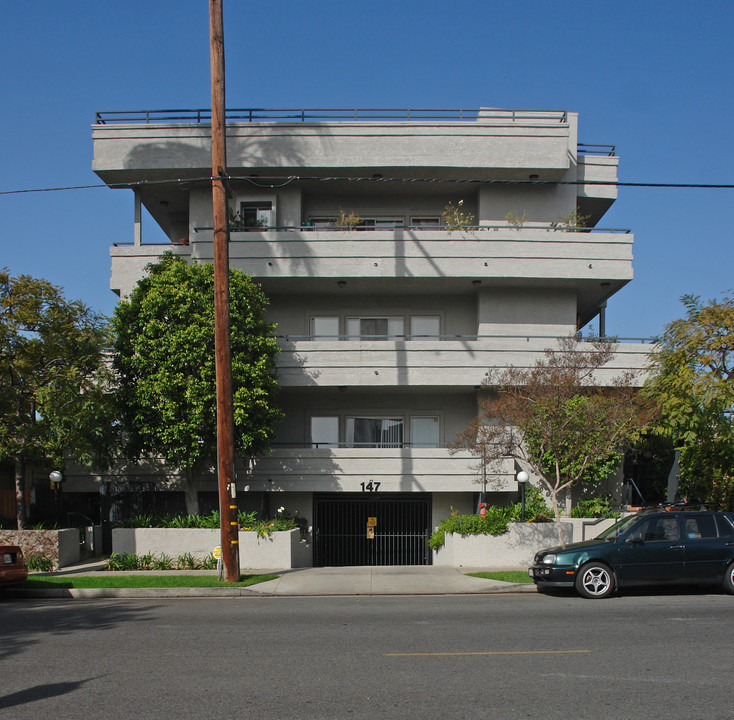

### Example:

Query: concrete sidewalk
xmin=246 ymin=565 xmax=533 ymax=596
xmin=11 ymin=563 xmax=536 ymax=598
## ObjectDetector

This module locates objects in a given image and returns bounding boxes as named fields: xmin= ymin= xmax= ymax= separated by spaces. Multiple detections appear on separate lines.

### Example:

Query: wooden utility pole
xmin=210 ymin=0 xmax=239 ymax=581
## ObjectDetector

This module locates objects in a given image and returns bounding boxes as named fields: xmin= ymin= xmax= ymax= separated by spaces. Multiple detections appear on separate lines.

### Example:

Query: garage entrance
xmin=314 ymin=493 xmax=432 ymax=566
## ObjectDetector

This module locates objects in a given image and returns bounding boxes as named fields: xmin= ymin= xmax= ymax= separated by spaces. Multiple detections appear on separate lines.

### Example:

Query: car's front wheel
xmin=723 ymin=562 xmax=734 ymax=595
xmin=575 ymin=562 xmax=615 ymax=599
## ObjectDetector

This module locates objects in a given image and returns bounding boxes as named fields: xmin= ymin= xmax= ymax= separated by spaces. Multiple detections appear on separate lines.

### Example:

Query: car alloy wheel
xmin=575 ymin=562 xmax=614 ymax=599
xmin=724 ymin=562 xmax=734 ymax=595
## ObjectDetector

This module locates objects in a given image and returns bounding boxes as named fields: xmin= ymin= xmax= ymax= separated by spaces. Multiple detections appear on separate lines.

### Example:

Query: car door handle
xmin=727 ymin=542 xmax=734 ymax=546
xmin=670 ymin=545 xmax=684 ymax=550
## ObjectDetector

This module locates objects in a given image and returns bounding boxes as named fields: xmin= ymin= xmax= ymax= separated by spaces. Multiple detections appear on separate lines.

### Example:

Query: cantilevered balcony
xmin=110 ymin=225 xmax=633 ymax=299
xmin=274 ymin=335 xmax=652 ymax=388
xmin=246 ymin=447 xmax=516 ymax=493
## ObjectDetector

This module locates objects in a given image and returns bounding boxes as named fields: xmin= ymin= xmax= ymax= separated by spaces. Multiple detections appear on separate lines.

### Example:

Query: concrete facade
xmin=89 ymin=107 xmax=648 ymax=566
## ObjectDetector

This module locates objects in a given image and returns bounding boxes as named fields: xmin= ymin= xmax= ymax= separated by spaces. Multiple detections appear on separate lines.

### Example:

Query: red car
xmin=0 ymin=545 xmax=29 ymax=586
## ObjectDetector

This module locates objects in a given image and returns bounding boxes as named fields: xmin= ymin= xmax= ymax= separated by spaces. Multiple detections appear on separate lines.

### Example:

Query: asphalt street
xmin=2 ymin=590 xmax=733 ymax=720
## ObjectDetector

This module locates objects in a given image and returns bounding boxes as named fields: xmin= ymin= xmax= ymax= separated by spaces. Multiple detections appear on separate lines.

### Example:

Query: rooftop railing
xmin=95 ymin=107 xmax=569 ymax=125
xmin=577 ymin=143 xmax=617 ymax=157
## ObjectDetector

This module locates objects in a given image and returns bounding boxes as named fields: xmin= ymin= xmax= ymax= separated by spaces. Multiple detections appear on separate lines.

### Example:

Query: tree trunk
xmin=550 ymin=490 xmax=566 ymax=548
xmin=14 ymin=456 xmax=27 ymax=530
xmin=183 ymin=468 xmax=200 ymax=515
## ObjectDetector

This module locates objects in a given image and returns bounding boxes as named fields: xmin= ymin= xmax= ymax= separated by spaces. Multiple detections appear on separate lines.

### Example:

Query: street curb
xmin=3 ymin=583 xmax=537 ymax=600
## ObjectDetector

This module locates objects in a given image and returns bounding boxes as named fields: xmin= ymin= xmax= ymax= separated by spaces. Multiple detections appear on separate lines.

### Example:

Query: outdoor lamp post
xmin=49 ymin=470 xmax=64 ymax=526
xmin=517 ymin=470 xmax=529 ymax=522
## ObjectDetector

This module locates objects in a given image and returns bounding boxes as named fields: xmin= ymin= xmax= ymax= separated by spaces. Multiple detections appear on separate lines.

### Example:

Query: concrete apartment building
xmin=85 ymin=107 xmax=649 ymax=566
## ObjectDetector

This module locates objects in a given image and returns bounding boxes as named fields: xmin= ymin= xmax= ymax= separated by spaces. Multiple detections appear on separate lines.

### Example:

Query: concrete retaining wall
xmin=0 ymin=529 xmax=80 ymax=570
xmin=433 ymin=522 xmax=572 ymax=568
xmin=432 ymin=517 xmax=618 ymax=569
xmin=112 ymin=527 xmax=312 ymax=569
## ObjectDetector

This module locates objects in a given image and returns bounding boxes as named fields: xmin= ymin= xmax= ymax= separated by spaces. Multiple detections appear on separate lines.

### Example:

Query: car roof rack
xmin=633 ymin=500 xmax=710 ymax=514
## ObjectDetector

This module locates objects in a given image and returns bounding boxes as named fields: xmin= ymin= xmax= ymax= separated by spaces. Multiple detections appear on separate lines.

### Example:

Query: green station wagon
xmin=529 ymin=509 xmax=734 ymax=599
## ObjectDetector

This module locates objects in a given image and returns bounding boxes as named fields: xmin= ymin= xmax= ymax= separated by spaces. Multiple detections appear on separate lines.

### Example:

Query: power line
xmin=2 ymin=175 xmax=734 ymax=196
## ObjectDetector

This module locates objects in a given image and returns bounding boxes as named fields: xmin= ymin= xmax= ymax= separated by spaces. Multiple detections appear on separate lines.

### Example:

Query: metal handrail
xmin=271 ymin=442 xmax=447 ymax=449
xmin=274 ymin=334 xmax=656 ymax=344
xmin=578 ymin=143 xmax=617 ymax=157
xmin=95 ymin=107 xmax=569 ymax=124
xmin=191 ymin=224 xmax=632 ymax=234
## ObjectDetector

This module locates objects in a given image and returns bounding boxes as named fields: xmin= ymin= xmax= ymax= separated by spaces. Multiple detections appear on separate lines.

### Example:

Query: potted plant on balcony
xmin=442 ymin=200 xmax=474 ymax=232
xmin=333 ymin=209 xmax=363 ymax=230
xmin=228 ymin=207 xmax=268 ymax=231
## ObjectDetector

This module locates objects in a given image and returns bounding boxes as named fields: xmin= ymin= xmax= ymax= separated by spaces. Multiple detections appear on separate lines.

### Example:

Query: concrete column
xmin=134 ymin=190 xmax=142 ymax=246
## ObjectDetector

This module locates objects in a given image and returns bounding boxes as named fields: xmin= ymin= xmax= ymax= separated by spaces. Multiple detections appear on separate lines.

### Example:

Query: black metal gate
xmin=314 ymin=494 xmax=431 ymax=566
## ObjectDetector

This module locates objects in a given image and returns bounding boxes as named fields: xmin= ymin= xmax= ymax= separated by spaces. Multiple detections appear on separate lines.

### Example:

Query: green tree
xmin=644 ymin=293 xmax=734 ymax=507
xmin=454 ymin=338 xmax=654 ymax=546
xmin=0 ymin=269 xmax=116 ymax=528
xmin=113 ymin=253 xmax=282 ymax=514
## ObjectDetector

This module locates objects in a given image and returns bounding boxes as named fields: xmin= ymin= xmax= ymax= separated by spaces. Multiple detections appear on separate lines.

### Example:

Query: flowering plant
xmin=442 ymin=200 xmax=474 ymax=232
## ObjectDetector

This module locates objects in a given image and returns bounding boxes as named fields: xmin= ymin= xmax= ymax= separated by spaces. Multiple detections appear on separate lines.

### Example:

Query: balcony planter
xmin=0 ymin=529 xmax=80 ymax=570
xmin=112 ymin=527 xmax=312 ymax=569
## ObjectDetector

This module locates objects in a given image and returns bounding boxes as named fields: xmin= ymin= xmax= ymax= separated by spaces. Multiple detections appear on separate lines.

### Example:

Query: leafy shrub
xmin=116 ymin=512 xmax=221 ymax=529
xmin=200 ymin=553 xmax=217 ymax=570
xmin=151 ymin=553 xmax=174 ymax=570
xmin=510 ymin=485 xmax=552 ymax=521
xmin=430 ymin=486 xmax=554 ymax=550
xmin=25 ymin=553 xmax=54 ymax=572
xmin=571 ymin=496 xmax=619 ymax=518
xmin=429 ymin=506 xmax=513 ymax=550
xmin=105 ymin=551 xmax=219 ymax=572
xmin=29 ymin=521 xmax=59 ymax=530
xmin=238 ymin=508 xmax=306 ymax=539
xmin=115 ymin=509 xmax=306 ymax=537
xmin=105 ymin=552 xmax=142 ymax=571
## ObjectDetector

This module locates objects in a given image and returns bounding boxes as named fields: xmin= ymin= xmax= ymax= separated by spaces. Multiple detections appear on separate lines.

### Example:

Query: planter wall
xmin=433 ymin=522 xmax=573 ymax=569
xmin=112 ymin=527 xmax=312 ymax=569
xmin=0 ymin=529 xmax=80 ymax=570
xmin=565 ymin=517 xmax=618 ymax=542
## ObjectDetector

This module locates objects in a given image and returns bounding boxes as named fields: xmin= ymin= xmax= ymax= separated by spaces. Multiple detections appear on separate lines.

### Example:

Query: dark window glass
xmin=716 ymin=515 xmax=734 ymax=538
xmin=638 ymin=516 xmax=680 ymax=542
xmin=684 ymin=515 xmax=717 ymax=539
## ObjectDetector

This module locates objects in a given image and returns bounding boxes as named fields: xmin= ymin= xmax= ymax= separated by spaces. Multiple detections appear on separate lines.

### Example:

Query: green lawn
xmin=466 ymin=571 xmax=534 ymax=584
xmin=21 ymin=573 xmax=278 ymax=589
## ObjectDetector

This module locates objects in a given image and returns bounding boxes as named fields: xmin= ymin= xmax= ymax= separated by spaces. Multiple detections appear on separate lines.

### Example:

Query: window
xmin=410 ymin=416 xmax=439 ymax=448
xmin=239 ymin=201 xmax=273 ymax=228
xmin=359 ymin=217 xmax=404 ymax=229
xmin=410 ymin=316 xmax=440 ymax=339
xmin=410 ymin=217 xmax=440 ymax=228
xmin=637 ymin=517 xmax=680 ymax=542
xmin=716 ymin=515 xmax=734 ymax=537
xmin=346 ymin=317 xmax=404 ymax=339
xmin=307 ymin=216 xmax=404 ymax=229
xmin=310 ymin=417 xmax=339 ymax=448
xmin=311 ymin=317 xmax=340 ymax=339
xmin=684 ymin=515 xmax=717 ymax=540
xmin=346 ymin=417 xmax=403 ymax=448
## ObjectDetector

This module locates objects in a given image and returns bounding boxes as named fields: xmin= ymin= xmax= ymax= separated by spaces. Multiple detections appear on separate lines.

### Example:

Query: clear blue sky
xmin=2 ymin=0 xmax=732 ymax=339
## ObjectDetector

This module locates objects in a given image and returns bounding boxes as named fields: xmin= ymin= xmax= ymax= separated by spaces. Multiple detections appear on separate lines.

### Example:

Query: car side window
xmin=715 ymin=515 xmax=734 ymax=538
xmin=638 ymin=517 xmax=680 ymax=542
xmin=684 ymin=515 xmax=717 ymax=540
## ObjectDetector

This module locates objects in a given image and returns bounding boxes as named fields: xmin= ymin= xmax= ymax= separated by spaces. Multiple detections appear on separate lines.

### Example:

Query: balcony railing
xmin=275 ymin=334 xmax=656 ymax=344
xmin=190 ymin=223 xmax=632 ymax=235
xmin=95 ymin=107 xmax=569 ymax=125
